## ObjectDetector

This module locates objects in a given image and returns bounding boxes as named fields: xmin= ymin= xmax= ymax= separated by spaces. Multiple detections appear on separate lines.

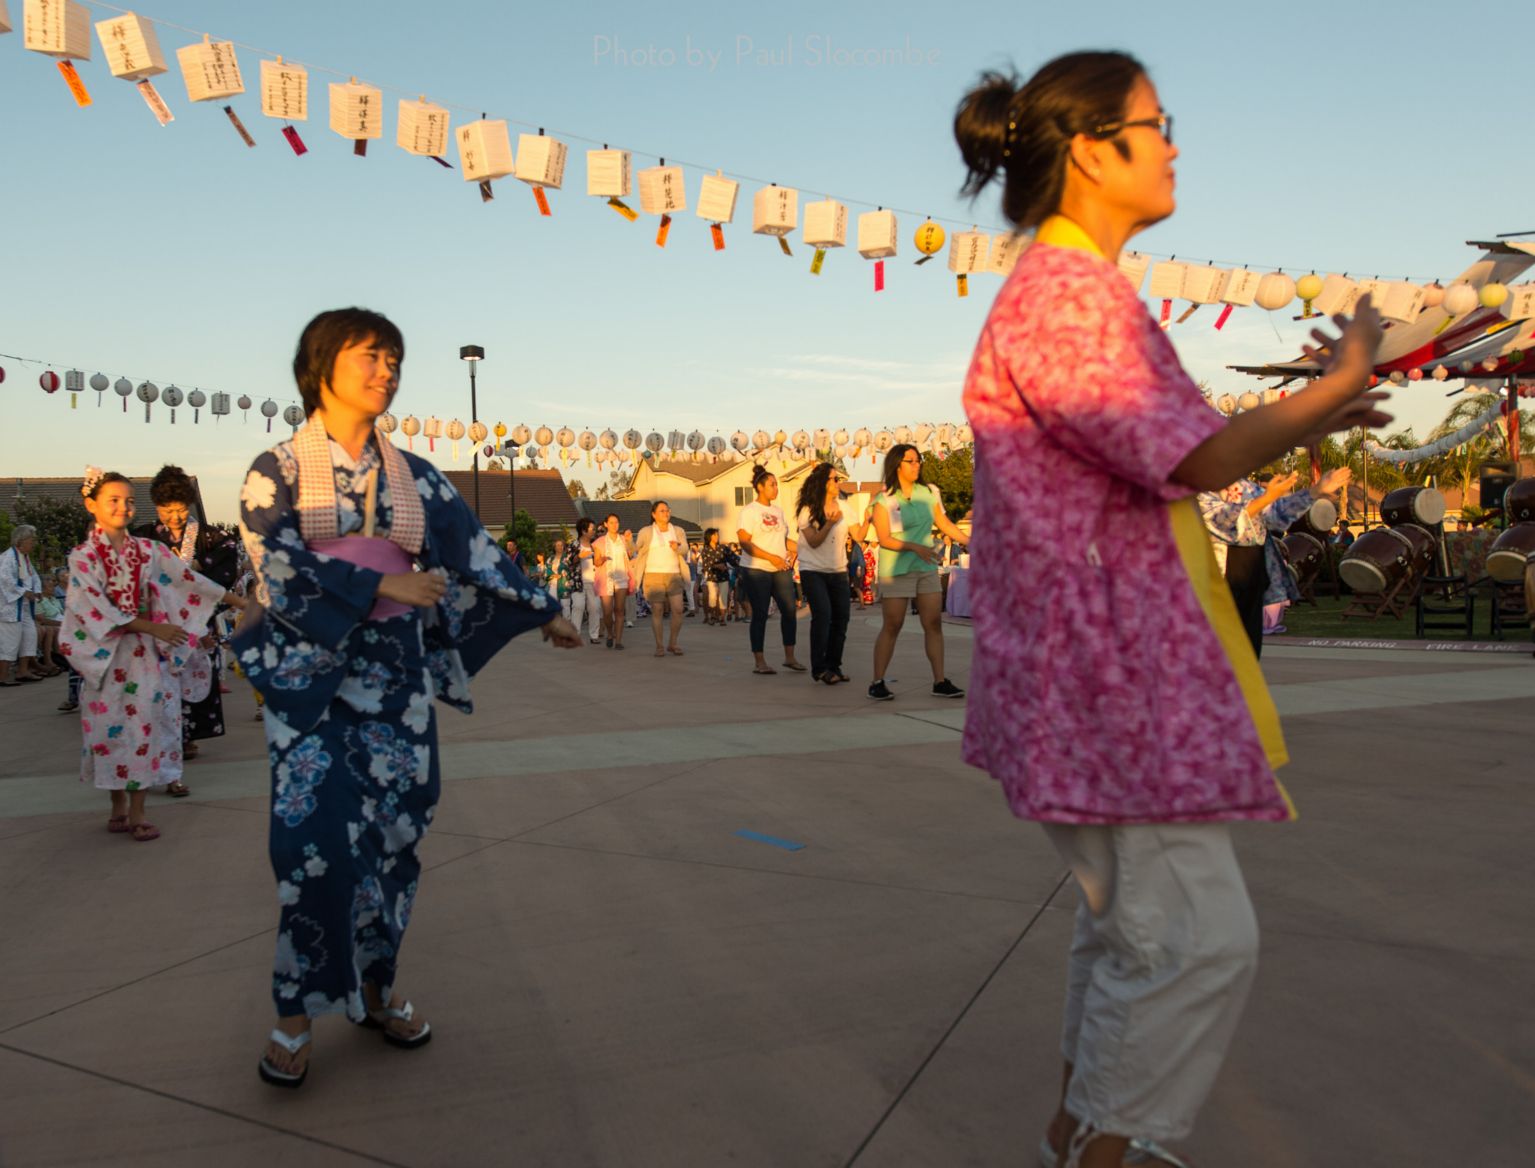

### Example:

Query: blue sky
xmin=2 ymin=0 xmax=1529 ymax=521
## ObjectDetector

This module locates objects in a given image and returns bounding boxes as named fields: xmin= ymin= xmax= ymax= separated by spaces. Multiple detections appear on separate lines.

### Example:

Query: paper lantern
xmin=177 ymin=38 xmax=243 ymax=102
xmin=555 ymin=426 xmax=574 ymax=449
xmin=1216 ymin=394 xmax=1237 ymax=415
xmin=752 ymin=185 xmax=798 ymax=237
xmin=377 ymin=412 xmax=397 ymax=435
xmin=283 ymin=404 xmax=304 ymax=429
xmin=259 ymin=398 xmax=278 ymax=431
xmin=893 ymin=426 xmax=912 ymax=445
xmin=935 ymin=423 xmax=954 ymax=446
xmin=66 ymin=369 xmax=84 ymax=409
xmin=1237 ymin=391 xmax=1261 ymax=411
xmin=834 ymin=429 xmax=850 ymax=446
xmin=1408 ymin=367 xmax=1423 ymax=381
xmin=1458 ymin=360 xmax=1474 ymax=375
xmin=1220 ymin=269 xmax=1261 ymax=307
xmin=210 ymin=391 xmax=230 ymax=419
xmin=637 ymin=165 xmax=686 ymax=215
xmin=397 ymin=98 xmax=450 ymax=157
xmin=24 ymin=0 xmax=91 ymax=59
xmin=987 ymin=233 xmax=1026 ymax=277
xmin=89 ymin=372 xmax=109 ymax=406
xmin=493 ymin=422 xmax=507 ymax=441
xmin=851 ymin=428 xmax=870 ymax=447
xmin=1482 ymin=357 xmax=1499 ymax=373
xmin=873 ymin=431 xmax=894 ymax=452
xmin=791 ymin=430 xmax=810 ymax=452
xmin=516 ymin=133 xmax=567 ymax=189
xmin=39 ymin=370 xmax=60 ymax=393
xmin=1478 ymin=283 xmax=1510 ymax=311
xmin=95 ymin=12 xmax=167 ymax=80
xmin=696 ymin=173 xmax=740 ymax=223
xmin=1294 ymin=273 xmax=1323 ymax=317
xmin=329 ymin=79 xmax=383 ymax=143
xmin=259 ymin=58 xmax=307 ymax=121
xmin=947 ymin=231 xmax=988 ymax=297
xmin=1432 ymin=365 xmax=1449 ymax=381
xmin=645 ymin=432 xmax=664 ymax=453
xmin=586 ymin=148 xmax=631 ymax=197
xmin=729 ymin=431 xmax=749 ymax=452
xmin=400 ymin=415 xmax=420 ymax=449
xmin=1442 ymin=282 xmax=1478 ymax=320
xmin=445 ymin=418 xmax=465 ymax=459
xmin=578 ymin=430 xmax=597 ymax=451
xmin=914 ymin=221 xmax=946 ymax=262
xmin=857 ymin=210 xmax=898 ymax=258
xmin=1422 ymin=283 xmax=1445 ymax=308
xmin=619 ymin=428 xmax=640 ymax=450
xmin=913 ymin=423 xmax=934 ymax=445
xmin=112 ymin=378 xmax=134 ymax=411
xmin=469 ymin=420 xmax=488 ymax=444
xmin=599 ymin=429 xmax=617 ymax=450
xmin=419 ymin=416 xmax=441 ymax=452
xmin=664 ymin=430 xmax=684 ymax=453
xmin=456 ymin=120 xmax=515 ymax=182
xmin=706 ymin=435 xmax=726 ymax=457
xmin=1388 ymin=371 xmax=1406 ymax=384
xmin=186 ymin=388 xmax=206 ymax=422
xmin=812 ymin=428 xmax=830 ymax=450
xmin=157 ymin=384 xmax=182 ymax=422
xmin=803 ymin=199 xmax=848 ymax=249
xmin=1255 ymin=272 xmax=1296 ymax=311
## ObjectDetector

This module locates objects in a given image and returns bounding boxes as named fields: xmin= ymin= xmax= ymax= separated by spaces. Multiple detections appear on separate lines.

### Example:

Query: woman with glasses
xmin=867 ymin=444 xmax=969 ymax=701
xmin=954 ymin=52 xmax=1387 ymax=1167
xmin=794 ymin=463 xmax=871 ymax=684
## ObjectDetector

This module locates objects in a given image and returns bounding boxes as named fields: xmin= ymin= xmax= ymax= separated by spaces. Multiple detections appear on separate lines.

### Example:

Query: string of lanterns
xmin=8 ymin=359 xmax=301 ymax=430
xmin=1363 ymin=401 xmax=1522 ymax=465
xmin=14 ymin=3 xmax=1533 ymax=307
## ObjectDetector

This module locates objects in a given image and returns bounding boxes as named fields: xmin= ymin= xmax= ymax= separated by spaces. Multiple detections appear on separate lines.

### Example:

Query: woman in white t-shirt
xmin=633 ymin=500 xmax=690 ymax=657
xmin=592 ymin=512 xmax=635 ymax=650
xmin=734 ymin=465 xmax=805 ymax=675
xmin=794 ymin=462 xmax=872 ymax=684
xmin=566 ymin=517 xmax=604 ymax=643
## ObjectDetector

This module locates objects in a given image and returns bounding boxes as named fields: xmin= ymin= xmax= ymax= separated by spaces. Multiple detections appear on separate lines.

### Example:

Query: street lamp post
xmin=506 ymin=442 xmax=520 ymax=532
xmin=459 ymin=345 xmax=485 ymax=520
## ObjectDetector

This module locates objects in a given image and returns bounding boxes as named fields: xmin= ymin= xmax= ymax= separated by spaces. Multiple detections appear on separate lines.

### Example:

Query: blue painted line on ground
xmin=735 ymin=829 xmax=806 ymax=851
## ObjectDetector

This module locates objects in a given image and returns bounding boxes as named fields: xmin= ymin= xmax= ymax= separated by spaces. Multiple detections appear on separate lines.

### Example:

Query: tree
xmin=14 ymin=496 xmax=91 ymax=566
xmin=921 ymin=446 xmax=973 ymax=520
xmin=566 ymin=478 xmax=588 ymax=500
xmin=501 ymin=509 xmax=539 ymax=553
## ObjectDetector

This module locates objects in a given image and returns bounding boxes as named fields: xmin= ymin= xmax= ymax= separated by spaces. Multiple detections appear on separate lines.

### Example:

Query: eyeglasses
xmin=1090 ymin=113 xmax=1173 ymax=146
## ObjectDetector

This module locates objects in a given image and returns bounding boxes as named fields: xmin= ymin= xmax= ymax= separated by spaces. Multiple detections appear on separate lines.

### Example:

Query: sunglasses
xmin=1090 ymin=113 xmax=1173 ymax=146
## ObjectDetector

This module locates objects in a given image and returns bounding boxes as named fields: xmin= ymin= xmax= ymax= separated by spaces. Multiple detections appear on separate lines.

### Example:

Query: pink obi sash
xmin=310 ymin=536 xmax=416 ymax=620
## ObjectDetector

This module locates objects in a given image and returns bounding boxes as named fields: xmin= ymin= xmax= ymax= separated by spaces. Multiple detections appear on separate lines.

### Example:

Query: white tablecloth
xmin=945 ymin=564 xmax=972 ymax=617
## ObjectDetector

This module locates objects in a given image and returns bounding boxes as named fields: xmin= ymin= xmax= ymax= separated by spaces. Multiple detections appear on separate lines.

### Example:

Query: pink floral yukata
xmin=61 ymin=529 xmax=225 ymax=791
xmin=961 ymin=238 xmax=1291 ymax=825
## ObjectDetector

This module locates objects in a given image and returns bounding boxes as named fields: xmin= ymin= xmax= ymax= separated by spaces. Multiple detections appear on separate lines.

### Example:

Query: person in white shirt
xmin=735 ymin=465 xmax=805 ymax=675
xmin=0 ymin=526 xmax=45 ymax=686
xmin=592 ymin=512 xmax=635 ymax=650
xmin=567 ymin=517 xmax=604 ymax=643
xmin=633 ymin=501 xmax=690 ymax=656
xmin=795 ymin=463 xmax=872 ymax=684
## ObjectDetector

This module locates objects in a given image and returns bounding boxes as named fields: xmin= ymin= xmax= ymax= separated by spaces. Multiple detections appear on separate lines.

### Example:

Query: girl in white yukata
xmin=60 ymin=471 xmax=244 ymax=842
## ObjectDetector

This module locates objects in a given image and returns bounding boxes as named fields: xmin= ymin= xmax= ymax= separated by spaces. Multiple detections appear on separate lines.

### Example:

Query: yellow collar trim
xmin=1034 ymin=215 xmax=1105 ymax=259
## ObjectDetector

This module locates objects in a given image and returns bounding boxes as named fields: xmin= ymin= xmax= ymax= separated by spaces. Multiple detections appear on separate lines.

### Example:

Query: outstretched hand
xmin=541 ymin=616 xmax=583 ymax=648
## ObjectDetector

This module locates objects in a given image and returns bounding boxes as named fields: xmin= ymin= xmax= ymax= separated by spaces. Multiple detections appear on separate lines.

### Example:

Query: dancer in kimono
xmin=133 ymin=464 xmax=241 ymax=785
xmin=954 ymin=53 xmax=1388 ymax=1167
xmin=1 ymin=526 xmax=45 ymax=686
xmin=60 ymin=470 xmax=241 ymax=842
xmin=236 ymin=308 xmax=581 ymax=1089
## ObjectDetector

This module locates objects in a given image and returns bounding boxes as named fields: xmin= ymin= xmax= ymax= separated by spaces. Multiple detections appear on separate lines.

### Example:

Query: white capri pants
xmin=566 ymin=588 xmax=603 ymax=640
xmin=0 ymin=619 xmax=38 ymax=662
xmin=1044 ymin=822 xmax=1259 ymax=1145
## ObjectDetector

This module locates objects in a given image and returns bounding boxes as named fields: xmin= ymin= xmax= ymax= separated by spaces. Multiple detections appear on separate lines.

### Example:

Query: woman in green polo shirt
xmin=868 ymin=443 xmax=970 ymax=701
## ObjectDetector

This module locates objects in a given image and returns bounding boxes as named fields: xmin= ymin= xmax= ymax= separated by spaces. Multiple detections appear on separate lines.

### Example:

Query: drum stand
xmin=1340 ymin=572 xmax=1416 ymax=621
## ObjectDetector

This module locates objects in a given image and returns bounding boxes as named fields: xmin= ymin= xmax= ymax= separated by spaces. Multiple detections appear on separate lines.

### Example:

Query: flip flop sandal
xmin=166 ymin=782 xmax=191 ymax=798
xmin=129 ymin=822 xmax=161 ymax=842
xmin=359 ymin=999 xmax=432 ymax=1050
xmin=106 ymin=815 xmax=130 ymax=833
xmin=667 ymin=647 xmax=684 ymax=655
xmin=752 ymin=666 xmax=777 ymax=675
xmin=781 ymin=661 xmax=807 ymax=672
xmin=258 ymin=1028 xmax=311 ymax=1088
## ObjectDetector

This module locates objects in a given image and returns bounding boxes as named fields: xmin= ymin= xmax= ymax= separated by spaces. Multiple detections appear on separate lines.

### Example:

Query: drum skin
xmin=1381 ymin=486 xmax=1446 ymax=528
xmin=1282 ymin=532 xmax=1325 ymax=582
xmin=1486 ymin=523 xmax=1535 ymax=584
xmin=1503 ymin=478 xmax=1535 ymax=524
xmin=1289 ymin=497 xmax=1338 ymax=541
xmin=1338 ymin=525 xmax=1434 ymax=594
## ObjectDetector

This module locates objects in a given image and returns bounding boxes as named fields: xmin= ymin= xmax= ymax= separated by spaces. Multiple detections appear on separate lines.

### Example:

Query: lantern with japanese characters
xmin=186 ymin=388 xmax=207 ymax=422
xmin=469 ymin=420 xmax=488 ymax=446
xmin=397 ymin=97 xmax=449 ymax=157
xmin=260 ymin=58 xmax=308 ymax=124
xmin=443 ymin=419 xmax=464 ymax=459
xmin=330 ymin=78 xmax=382 ymax=152
xmin=177 ymin=36 xmax=243 ymax=102
xmin=947 ymin=231 xmax=988 ymax=298
xmin=161 ymin=384 xmax=184 ymax=422
xmin=913 ymin=220 xmax=945 ymax=265
xmin=579 ymin=429 xmax=598 ymax=465
xmin=753 ymin=185 xmax=798 ymax=248
xmin=516 ymin=132 xmax=567 ymax=215
xmin=400 ymin=414 xmax=420 ymax=449
xmin=638 ymin=164 xmax=685 ymax=245
xmin=378 ymin=411 xmax=397 ymax=440
xmin=856 ymin=209 xmax=898 ymax=291
xmin=587 ymin=148 xmax=632 ymax=218
xmin=456 ymin=119 xmax=515 ymax=183
xmin=283 ymin=403 xmax=304 ymax=430
xmin=421 ymin=416 xmax=442 ymax=452
xmin=696 ymin=172 xmax=739 ymax=250
xmin=62 ymin=368 xmax=83 ymax=408
xmin=134 ymin=380 xmax=158 ymax=423
xmin=211 ymin=391 xmax=230 ymax=421
xmin=987 ymin=233 xmax=1025 ymax=276
xmin=260 ymin=398 xmax=279 ymax=431
xmin=95 ymin=12 xmax=168 ymax=91
xmin=803 ymin=198 xmax=847 ymax=275
xmin=25 ymin=0 xmax=91 ymax=60
xmin=707 ymin=435 xmax=726 ymax=460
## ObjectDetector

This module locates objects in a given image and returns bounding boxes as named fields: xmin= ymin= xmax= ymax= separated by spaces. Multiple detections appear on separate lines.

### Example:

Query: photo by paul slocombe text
xmin=592 ymin=34 xmax=942 ymax=72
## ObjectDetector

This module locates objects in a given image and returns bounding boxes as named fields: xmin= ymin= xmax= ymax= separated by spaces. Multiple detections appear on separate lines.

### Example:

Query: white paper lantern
xmin=729 ymin=431 xmax=749 ymax=452
xmin=24 ymin=0 xmax=91 ymax=59
xmin=644 ymin=432 xmax=664 ymax=453
xmin=667 ymin=430 xmax=686 ymax=452
xmin=637 ymin=165 xmax=686 ymax=215
xmin=555 ymin=426 xmax=574 ymax=448
xmin=687 ymin=430 xmax=704 ymax=451
xmin=747 ymin=430 xmax=767 ymax=451
xmin=1422 ymin=283 xmax=1445 ymax=308
xmin=1255 ymin=272 xmax=1297 ymax=311
xmin=598 ymin=429 xmax=617 ymax=450
xmin=752 ymin=185 xmax=798 ymax=237
xmin=516 ymin=133 xmax=567 ymax=189
xmin=237 ymin=394 xmax=253 ymax=412
xmin=161 ymin=385 xmax=183 ymax=408
xmin=586 ymin=149 xmax=631 ymax=197
xmin=283 ymin=404 xmax=304 ymax=428
xmin=259 ymin=58 xmax=307 ymax=121
xmin=856 ymin=210 xmax=898 ymax=259
xmin=1238 ymin=392 xmax=1261 ymax=411
xmin=329 ymin=79 xmax=383 ymax=141
xmin=853 ymin=428 xmax=871 ymax=447
xmin=791 ymin=430 xmax=810 ymax=452
xmin=696 ymin=173 xmax=740 ymax=223
xmin=706 ymin=435 xmax=726 ymax=456
xmin=136 ymin=380 xmax=159 ymax=403
xmin=512 ymin=424 xmax=533 ymax=446
xmin=813 ymin=428 xmax=831 ymax=449
xmin=619 ymin=428 xmax=640 ymax=450
xmin=260 ymin=399 xmax=278 ymax=418
xmin=1216 ymin=394 xmax=1237 ymax=415
xmin=469 ymin=420 xmax=488 ymax=443
xmin=803 ymin=199 xmax=848 ymax=249
xmin=578 ymin=430 xmax=597 ymax=451
xmin=397 ymin=98 xmax=450 ymax=157
xmin=186 ymin=388 xmax=207 ymax=421
xmin=873 ymin=430 xmax=894 ymax=452
xmin=177 ymin=38 xmax=243 ymax=102
xmin=446 ymin=419 xmax=466 ymax=441
xmin=1442 ymin=282 xmax=1479 ymax=319
xmin=95 ymin=12 xmax=166 ymax=80
xmin=456 ymin=120 xmax=515 ymax=182
xmin=533 ymin=425 xmax=553 ymax=448
xmin=377 ymin=412 xmax=397 ymax=434
xmin=986 ymin=233 xmax=1026 ymax=276
xmin=948 ymin=231 xmax=989 ymax=274
xmin=210 ymin=391 xmax=230 ymax=417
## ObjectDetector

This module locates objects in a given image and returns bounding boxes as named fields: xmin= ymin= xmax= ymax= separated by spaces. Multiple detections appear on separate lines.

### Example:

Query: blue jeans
xmin=738 ymin=567 xmax=797 ymax=654
xmin=800 ymin=569 xmax=850 ymax=677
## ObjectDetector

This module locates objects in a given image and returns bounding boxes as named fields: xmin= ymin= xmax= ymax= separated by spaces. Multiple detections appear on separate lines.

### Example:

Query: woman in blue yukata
xmin=236 ymin=308 xmax=582 ymax=1088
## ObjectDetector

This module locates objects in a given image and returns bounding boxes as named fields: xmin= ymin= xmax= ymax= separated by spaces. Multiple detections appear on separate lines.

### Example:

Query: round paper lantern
xmin=1216 ymin=394 xmax=1237 ymax=415
xmin=707 ymin=435 xmax=726 ymax=456
xmin=1482 ymin=357 xmax=1499 ymax=372
xmin=136 ymin=381 xmax=159 ymax=404
xmin=599 ymin=429 xmax=618 ymax=450
xmin=1422 ymin=283 xmax=1445 ymax=308
xmin=1254 ymin=273 xmax=1296 ymax=311
xmin=377 ymin=412 xmax=398 ymax=433
xmin=469 ymin=420 xmax=488 ymax=443
xmin=1442 ymin=283 xmax=1478 ymax=318
xmin=667 ymin=430 xmax=686 ymax=452
xmin=752 ymin=429 xmax=770 ymax=450
xmin=873 ymin=430 xmax=894 ymax=452
xmin=162 ymin=385 xmax=184 ymax=408
xmin=914 ymin=220 xmax=945 ymax=258
xmin=1237 ymin=391 xmax=1261 ymax=411
xmin=89 ymin=371 xmax=109 ymax=393
xmin=791 ymin=429 xmax=809 ymax=451
xmin=511 ymin=424 xmax=532 ymax=446
xmin=687 ymin=430 xmax=705 ymax=451
xmin=0 ymin=367 xmax=5 ymax=384
xmin=834 ymin=429 xmax=849 ymax=446
xmin=447 ymin=419 xmax=466 ymax=441
xmin=260 ymin=399 xmax=278 ymax=417
xmin=283 ymin=404 xmax=304 ymax=428
xmin=622 ymin=429 xmax=642 ymax=450
xmin=237 ymin=394 xmax=253 ymax=411
xmin=853 ymin=427 xmax=872 ymax=447
xmin=813 ymin=427 xmax=831 ymax=449
xmin=1480 ymin=283 xmax=1509 ymax=310
xmin=729 ymin=431 xmax=749 ymax=452
xmin=187 ymin=388 xmax=207 ymax=421
xmin=1262 ymin=388 xmax=1282 ymax=406
xmin=115 ymin=378 xmax=135 ymax=415
xmin=645 ymin=432 xmax=664 ymax=453
xmin=1295 ymin=273 xmax=1323 ymax=306
xmin=1459 ymin=360 xmax=1475 ymax=374
xmin=1408 ymin=367 xmax=1423 ymax=381
xmin=1432 ymin=365 xmax=1449 ymax=381
xmin=493 ymin=422 xmax=507 ymax=440
xmin=578 ymin=430 xmax=597 ymax=451
xmin=39 ymin=371 xmax=60 ymax=393
xmin=556 ymin=426 xmax=575 ymax=448
xmin=954 ymin=424 xmax=973 ymax=444
xmin=1388 ymin=370 xmax=1406 ymax=384
xmin=893 ymin=425 xmax=911 ymax=445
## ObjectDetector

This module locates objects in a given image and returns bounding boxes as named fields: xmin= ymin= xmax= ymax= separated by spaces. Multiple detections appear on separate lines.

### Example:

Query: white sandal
xmin=257 ymin=1027 xmax=311 ymax=1088
xmin=360 ymin=998 xmax=432 ymax=1049
xmin=1045 ymin=1128 xmax=1195 ymax=1168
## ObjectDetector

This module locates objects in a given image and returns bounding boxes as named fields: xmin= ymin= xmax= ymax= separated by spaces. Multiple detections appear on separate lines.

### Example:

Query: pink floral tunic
xmin=61 ymin=532 xmax=225 ymax=791
xmin=960 ymin=242 xmax=1291 ymax=824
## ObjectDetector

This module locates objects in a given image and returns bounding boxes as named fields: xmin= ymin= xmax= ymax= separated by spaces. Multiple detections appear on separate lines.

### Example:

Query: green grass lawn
xmin=1279 ymin=592 xmax=1524 ymax=641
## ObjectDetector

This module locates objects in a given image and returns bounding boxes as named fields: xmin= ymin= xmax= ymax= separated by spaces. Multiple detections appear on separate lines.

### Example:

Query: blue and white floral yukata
xmin=235 ymin=419 xmax=557 ymax=1021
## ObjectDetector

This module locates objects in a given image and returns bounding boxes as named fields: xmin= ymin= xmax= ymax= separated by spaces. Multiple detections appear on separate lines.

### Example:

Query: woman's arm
xmin=870 ymin=500 xmax=939 ymax=561
xmin=930 ymin=491 xmax=969 ymax=545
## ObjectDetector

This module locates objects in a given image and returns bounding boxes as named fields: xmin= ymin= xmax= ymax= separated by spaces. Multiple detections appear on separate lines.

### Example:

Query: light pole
xmin=505 ymin=441 xmax=520 ymax=527
xmin=459 ymin=345 xmax=484 ymax=520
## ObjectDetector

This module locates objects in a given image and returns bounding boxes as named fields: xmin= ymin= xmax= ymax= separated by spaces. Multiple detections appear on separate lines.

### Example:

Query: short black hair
xmin=149 ymin=465 xmax=197 ymax=507
xmin=292 ymin=308 xmax=405 ymax=416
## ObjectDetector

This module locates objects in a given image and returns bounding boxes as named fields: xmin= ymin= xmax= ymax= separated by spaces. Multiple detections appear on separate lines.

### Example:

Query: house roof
xmin=0 ymin=476 xmax=210 ymax=528
xmin=441 ymin=468 xmax=580 ymax=531
xmin=577 ymin=499 xmax=703 ymax=538
xmin=643 ymin=459 xmax=719 ymax=484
